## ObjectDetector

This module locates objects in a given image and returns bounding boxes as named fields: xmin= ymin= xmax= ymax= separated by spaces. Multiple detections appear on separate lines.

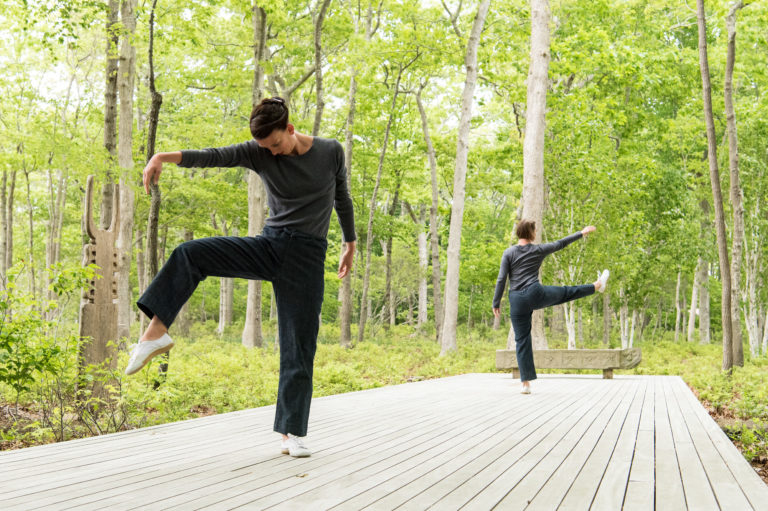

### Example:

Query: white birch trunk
xmin=699 ymin=260 xmax=711 ymax=344
xmin=243 ymin=172 xmax=266 ymax=348
xmin=440 ymin=0 xmax=491 ymax=354
xmin=564 ymin=302 xmax=576 ymax=349
xmin=629 ymin=309 xmax=636 ymax=348
xmin=620 ymin=287 xmax=628 ymax=349
xmin=725 ymin=0 xmax=746 ymax=367
xmin=674 ymin=271 xmax=681 ymax=342
xmin=688 ymin=259 xmax=701 ymax=343
xmin=522 ymin=0 xmax=551 ymax=350
xmin=762 ymin=309 xmax=768 ymax=356
xmin=116 ymin=0 xmax=137 ymax=341
xmin=417 ymin=214 xmax=428 ymax=326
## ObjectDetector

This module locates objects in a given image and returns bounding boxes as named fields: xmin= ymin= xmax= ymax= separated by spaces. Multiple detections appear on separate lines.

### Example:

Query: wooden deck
xmin=1 ymin=374 xmax=766 ymax=510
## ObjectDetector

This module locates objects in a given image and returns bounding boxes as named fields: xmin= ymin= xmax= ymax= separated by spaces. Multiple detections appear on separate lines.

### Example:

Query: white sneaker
xmin=125 ymin=334 xmax=174 ymax=375
xmin=521 ymin=386 xmax=531 ymax=395
xmin=281 ymin=434 xmax=312 ymax=457
xmin=596 ymin=269 xmax=610 ymax=293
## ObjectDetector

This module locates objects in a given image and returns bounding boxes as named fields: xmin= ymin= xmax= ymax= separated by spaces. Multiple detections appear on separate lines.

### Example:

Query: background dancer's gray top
xmin=492 ymin=232 xmax=583 ymax=308
xmin=179 ymin=137 xmax=356 ymax=242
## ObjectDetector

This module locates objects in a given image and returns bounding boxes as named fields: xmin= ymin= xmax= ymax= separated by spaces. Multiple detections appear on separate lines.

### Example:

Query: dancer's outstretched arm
xmin=539 ymin=225 xmax=596 ymax=256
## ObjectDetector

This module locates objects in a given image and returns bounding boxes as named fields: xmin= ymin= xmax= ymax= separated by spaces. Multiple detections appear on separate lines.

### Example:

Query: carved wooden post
xmin=78 ymin=176 xmax=120 ymax=397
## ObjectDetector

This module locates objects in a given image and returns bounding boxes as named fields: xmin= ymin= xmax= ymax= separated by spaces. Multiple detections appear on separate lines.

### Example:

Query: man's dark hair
xmin=250 ymin=97 xmax=289 ymax=139
xmin=515 ymin=219 xmax=536 ymax=241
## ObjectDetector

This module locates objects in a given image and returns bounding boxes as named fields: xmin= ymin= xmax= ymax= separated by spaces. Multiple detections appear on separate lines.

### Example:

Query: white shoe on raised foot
xmin=596 ymin=269 xmax=610 ymax=293
xmin=281 ymin=434 xmax=312 ymax=458
xmin=125 ymin=334 xmax=174 ymax=375
xmin=521 ymin=386 xmax=531 ymax=395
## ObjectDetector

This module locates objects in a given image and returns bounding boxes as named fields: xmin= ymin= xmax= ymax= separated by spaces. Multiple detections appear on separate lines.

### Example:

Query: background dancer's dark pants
xmin=137 ymin=225 xmax=327 ymax=437
xmin=508 ymin=283 xmax=595 ymax=382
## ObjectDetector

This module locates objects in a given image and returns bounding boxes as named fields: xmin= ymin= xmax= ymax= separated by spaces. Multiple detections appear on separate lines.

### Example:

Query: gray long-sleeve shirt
xmin=179 ymin=137 xmax=356 ymax=242
xmin=492 ymin=232 xmax=583 ymax=308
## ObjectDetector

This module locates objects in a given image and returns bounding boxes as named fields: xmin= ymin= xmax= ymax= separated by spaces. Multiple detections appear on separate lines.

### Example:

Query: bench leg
xmin=512 ymin=369 xmax=520 ymax=379
xmin=603 ymin=369 xmax=613 ymax=379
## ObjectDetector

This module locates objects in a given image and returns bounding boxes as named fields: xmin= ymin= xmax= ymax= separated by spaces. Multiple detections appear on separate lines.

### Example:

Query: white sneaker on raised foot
xmin=596 ymin=269 xmax=610 ymax=293
xmin=281 ymin=434 xmax=312 ymax=458
xmin=521 ymin=386 xmax=531 ymax=395
xmin=125 ymin=334 xmax=174 ymax=375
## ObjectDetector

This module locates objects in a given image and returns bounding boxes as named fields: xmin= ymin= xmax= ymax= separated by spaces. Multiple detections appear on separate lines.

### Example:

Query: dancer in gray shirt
xmin=493 ymin=220 xmax=609 ymax=394
xmin=126 ymin=97 xmax=356 ymax=457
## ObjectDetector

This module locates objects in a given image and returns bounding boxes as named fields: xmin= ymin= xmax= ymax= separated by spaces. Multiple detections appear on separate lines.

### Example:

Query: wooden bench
xmin=496 ymin=348 xmax=642 ymax=379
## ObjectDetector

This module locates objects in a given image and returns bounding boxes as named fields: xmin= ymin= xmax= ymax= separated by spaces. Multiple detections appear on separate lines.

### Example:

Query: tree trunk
xmin=416 ymin=84 xmax=443 ymax=341
xmin=577 ymin=306 xmax=583 ymax=347
xmin=5 ymin=170 xmax=16 ymax=278
xmin=311 ymin=0 xmax=333 ymax=135
xmin=629 ymin=309 xmax=636 ymax=348
xmin=762 ymin=309 xmax=768 ymax=356
xmin=620 ymin=287 xmax=628 ymax=349
xmin=145 ymin=0 xmax=163 ymax=294
xmin=417 ymin=205 xmax=428 ymax=327
xmin=440 ymin=0 xmax=491 ymax=355
xmin=725 ymin=0 xmax=746 ymax=367
xmin=242 ymin=172 xmax=266 ymax=348
xmin=357 ymin=61 xmax=410 ymax=344
xmin=564 ymin=302 xmax=576 ymax=349
xmin=23 ymin=168 xmax=37 ymax=299
xmin=217 ymin=222 xmax=234 ymax=335
xmin=688 ymin=259 xmax=701 ymax=342
xmin=243 ymin=3 xmax=268 ymax=349
xmin=1 ymin=170 xmax=7 ymax=286
xmin=385 ymin=190 xmax=399 ymax=327
xmin=744 ymin=204 xmax=761 ymax=356
xmin=339 ymin=70 xmax=357 ymax=348
xmin=521 ymin=0 xmax=551 ymax=350
xmin=699 ymin=260 xmax=711 ymax=344
xmin=602 ymin=290 xmax=610 ymax=346
xmin=115 ymin=0 xmax=137 ymax=343
xmin=45 ymin=168 xmax=67 ymax=311
xmin=102 ymin=0 xmax=120 ymax=228
xmin=674 ymin=271 xmax=681 ymax=342
xmin=176 ymin=229 xmax=194 ymax=336
xmin=697 ymin=0 xmax=733 ymax=371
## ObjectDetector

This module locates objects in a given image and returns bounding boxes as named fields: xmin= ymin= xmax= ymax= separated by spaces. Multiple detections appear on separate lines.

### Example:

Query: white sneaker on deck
xmin=124 ymin=334 xmax=174 ymax=375
xmin=596 ymin=269 xmax=610 ymax=293
xmin=281 ymin=434 xmax=312 ymax=458
xmin=521 ymin=386 xmax=531 ymax=395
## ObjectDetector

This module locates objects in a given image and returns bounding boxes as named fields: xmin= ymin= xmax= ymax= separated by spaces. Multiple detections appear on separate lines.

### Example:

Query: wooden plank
xmin=462 ymin=380 xmax=631 ymax=510
xmin=72 ymin=375 xmax=498 ymax=510
xmin=294 ymin=382 xmax=573 ymax=511
xmin=159 ymin=380 xmax=507 ymax=510
xmin=400 ymin=380 xmax=622 ymax=510
xmin=671 ymin=376 xmax=768 ymax=509
xmin=623 ymin=375 xmax=656 ymax=511
xmin=532 ymin=378 xmax=643 ymax=510
xmin=653 ymin=376 xmax=687 ymax=510
xmin=576 ymin=376 xmax=646 ymax=510
xmin=1 ymin=381 xmax=465 ymax=507
xmin=336 ymin=379 xmax=598 ymax=511
xmin=662 ymin=376 xmax=719 ymax=510
xmin=9 ymin=386 xmax=469 ymax=510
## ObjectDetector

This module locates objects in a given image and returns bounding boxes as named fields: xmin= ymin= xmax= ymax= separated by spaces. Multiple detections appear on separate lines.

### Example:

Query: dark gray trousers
xmin=508 ymin=282 xmax=595 ymax=382
xmin=137 ymin=225 xmax=327 ymax=436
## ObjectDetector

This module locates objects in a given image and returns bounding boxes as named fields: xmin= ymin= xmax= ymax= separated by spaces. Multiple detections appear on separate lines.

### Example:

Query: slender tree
xmin=697 ymin=0 xmax=733 ymax=371
xmin=440 ymin=0 xmax=491 ymax=354
xmin=416 ymin=83 xmax=443 ymax=340
xmin=242 ymin=2 xmax=269 ymax=349
xmin=725 ymin=0 xmax=746 ymax=366
xmin=521 ymin=0 xmax=551 ymax=349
